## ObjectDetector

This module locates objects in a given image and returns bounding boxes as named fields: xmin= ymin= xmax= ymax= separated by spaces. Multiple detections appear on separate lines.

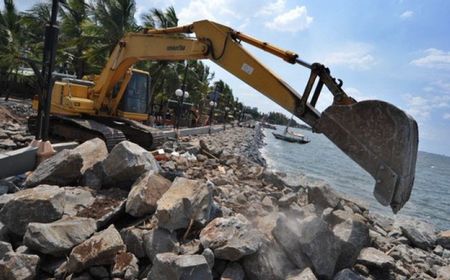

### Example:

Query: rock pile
xmin=0 ymin=126 xmax=448 ymax=279
xmin=0 ymin=101 xmax=35 ymax=151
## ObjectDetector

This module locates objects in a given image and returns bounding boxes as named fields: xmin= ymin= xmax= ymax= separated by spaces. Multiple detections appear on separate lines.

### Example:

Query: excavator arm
xmin=92 ymin=20 xmax=418 ymax=213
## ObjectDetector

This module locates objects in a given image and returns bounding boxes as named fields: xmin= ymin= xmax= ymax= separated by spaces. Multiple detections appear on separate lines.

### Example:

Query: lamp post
xmin=224 ymin=106 xmax=230 ymax=130
xmin=174 ymin=61 xmax=190 ymax=132
xmin=174 ymin=88 xmax=189 ymax=131
xmin=208 ymin=101 xmax=217 ymax=134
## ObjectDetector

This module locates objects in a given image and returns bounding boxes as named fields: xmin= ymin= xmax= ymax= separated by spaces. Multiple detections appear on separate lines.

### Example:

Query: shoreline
xmin=0 ymin=107 xmax=449 ymax=278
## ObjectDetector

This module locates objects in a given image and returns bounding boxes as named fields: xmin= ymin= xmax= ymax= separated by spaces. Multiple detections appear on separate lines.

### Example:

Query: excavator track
xmin=28 ymin=115 xmax=126 ymax=151
xmin=28 ymin=115 xmax=166 ymax=151
xmin=88 ymin=116 xmax=165 ymax=150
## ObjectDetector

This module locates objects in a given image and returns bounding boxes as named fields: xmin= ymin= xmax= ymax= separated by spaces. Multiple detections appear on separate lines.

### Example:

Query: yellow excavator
xmin=31 ymin=20 xmax=418 ymax=213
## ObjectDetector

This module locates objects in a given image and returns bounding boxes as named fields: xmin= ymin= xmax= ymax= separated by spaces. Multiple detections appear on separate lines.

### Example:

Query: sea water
xmin=261 ymin=126 xmax=450 ymax=230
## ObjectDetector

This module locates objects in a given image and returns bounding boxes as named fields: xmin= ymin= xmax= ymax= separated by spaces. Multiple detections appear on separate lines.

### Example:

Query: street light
xmin=208 ymin=101 xmax=217 ymax=134
xmin=175 ymin=88 xmax=189 ymax=130
xmin=224 ymin=106 xmax=230 ymax=130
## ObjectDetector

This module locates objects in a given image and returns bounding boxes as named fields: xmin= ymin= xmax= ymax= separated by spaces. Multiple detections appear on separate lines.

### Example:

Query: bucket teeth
xmin=316 ymin=100 xmax=418 ymax=213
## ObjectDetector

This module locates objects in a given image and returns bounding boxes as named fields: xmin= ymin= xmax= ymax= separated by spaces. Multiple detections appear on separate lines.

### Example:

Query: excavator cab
xmin=116 ymin=69 xmax=151 ymax=121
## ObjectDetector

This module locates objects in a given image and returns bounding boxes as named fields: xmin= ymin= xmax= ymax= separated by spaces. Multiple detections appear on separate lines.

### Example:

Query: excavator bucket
xmin=316 ymin=100 xmax=418 ymax=213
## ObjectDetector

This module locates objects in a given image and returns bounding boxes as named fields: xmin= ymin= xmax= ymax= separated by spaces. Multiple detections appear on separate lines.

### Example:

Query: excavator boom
xmin=88 ymin=20 xmax=419 ymax=213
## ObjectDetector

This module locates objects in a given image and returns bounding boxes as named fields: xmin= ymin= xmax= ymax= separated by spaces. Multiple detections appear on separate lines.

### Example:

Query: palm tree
xmin=0 ymin=0 xmax=28 ymax=99
xmin=59 ymin=0 xmax=90 ymax=77
xmin=83 ymin=0 xmax=139 ymax=72
xmin=140 ymin=6 xmax=180 ymax=115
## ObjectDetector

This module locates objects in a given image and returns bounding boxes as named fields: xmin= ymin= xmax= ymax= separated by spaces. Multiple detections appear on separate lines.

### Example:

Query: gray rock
xmin=399 ymin=220 xmax=436 ymax=250
xmin=200 ymin=215 xmax=262 ymax=261
xmin=23 ymin=216 xmax=97 ymax=256
xmin=112 ymin=251 xmax=139 ymax=279
xmin=89 ymin=266 xmax=109 ymax=278
xmin=307 ymin=182 xmax=341 ymax=209
xmin=272 ymin=213 xmax=339 ymax=279
xmin=286 ymin=268 xmax=317 ymax=280
xmin=333 ymin=268 xmax=363 ymax=280
xmin=0 ymin=222 xmax=9 ymax=242
xmin=63 ymin=187 xmax=95 ymax=216
xmin=74 ymin=138 xmax=108 ymax=174
xmin=155 ymin=177 xmax=213 ymax=231
xmin=24 ymin=149 xmax=83 ymax=187
xmin=437 ymin=265 xmax=450 ymax=280
xmin=0 ymin=241 xmax=13 ymax=259
xmin=66 ymin=225 xmax=125 ymax=274
xmin=126 ymin=171 xmax=171 ymax=217
xmin=202 ymin=248 xmax=214 ymax=269
xmin=333 ymin=215 xmax=370 ymax=270
xmin=103 ymin=141 xmax=160 ymax=188
xmin=221 ymin=262 xmax=245 ymax=280
xmin=15 ymin=245 xmax=30 ymax=254
xmin=356 ymin=247 xmax=395 ymax=269
xmin=0 ymin=185 xmax=65 ymax=235
xmin=278 ymin=193 xmax=297 ymax=207
xmin=0 ymin=194 xmax=14 ymax=209
xmin=437 ymin=230 xmax=450 ymax=249
xmin=143 ymin=227 xmax=179 ymax=261
xmin=120 ymin=227 xmax=148 ymax=258
xmin=82 ymin=162 xmax=105 ymax=189
xmin=242 ymin=239 xmax=297 ymax=280
xmin=0 ymin=252 xmax=39 ymax=280
xmin=148 ymin=252 xmax=212 ymax=280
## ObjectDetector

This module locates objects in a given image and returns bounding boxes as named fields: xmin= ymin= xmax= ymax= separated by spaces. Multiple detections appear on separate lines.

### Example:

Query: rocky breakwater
xmin=0 ymin=100 xmax=35 ymax=152
xmin=0 ymin=126 xmax=448 ymax=279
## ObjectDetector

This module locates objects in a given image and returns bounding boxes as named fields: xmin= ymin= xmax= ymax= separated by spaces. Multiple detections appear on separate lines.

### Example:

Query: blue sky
xmin=5 ymin=0 xmax=450 ymax=155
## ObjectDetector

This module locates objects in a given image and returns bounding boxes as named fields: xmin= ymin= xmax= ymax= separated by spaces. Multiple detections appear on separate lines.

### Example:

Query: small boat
xmin=272 ymin=115 xmax=310 ymax=144
xmin=272 ymin=131 xmax=310 ymax=143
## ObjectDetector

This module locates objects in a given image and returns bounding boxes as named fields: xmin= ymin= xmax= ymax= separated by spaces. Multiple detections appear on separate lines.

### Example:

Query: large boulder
xmin=200 ymin=215 xmax=262 ymax=261
xmin=143 ymin=227 xmax=179 ymax=261
xmin=23 ymin=216 xmax=97 ymax=256
xmin=148 ymin=252 xmax=212 ymax=280
xmin=155 ymin=177 xmax=213 ymax=231
xmin=333 ymin=215 xmax=370 ymax=270
xmin=103 ymin=141 xmax=160 ymax=188
xmin=221 ymin=262 xmax=245 ymax=280
xmin=112 ymin=251 xmax=139 ymax=279
xmin=333 ymin=269 xmax=363 ymax=280
xmin=286 ymin=267 xmax=317 ymax=280
xmin=398 ymin=219 xmax=437 ymax=250
xmin=24 ymin=138 xmax=107 ymax=188
xmin=126 ymin=171 xmax=171 ymax=217
xmin=437 ymin=230 xmax=450 ymax=249
xmin=0 ymin=252 xmax=40 ymax=280
xmin=356 ymin=247 xmax=395 ymax=269
xmin=272 ymin=213 xmax=339 ymax=280
xmin=120 ymin=227 xmax=149 ymax=258
xmin=24 ymin=149 xmax=83 ymax=187
xmin=66 ymin=225 xmax=125 ymax=274
xmin=0 ymin=241 xmax=13 ymax=259
xmin=74 ymin=138 xmax=108 ymax=174
xmin=63 ymin=187 xmax=95 ymax=216
xmin=0 ymin=185 xmax=65 ymax=235
xmin=307 ymin=183 xmax=342 ymax=209
xmin=242 ymin=239 xmax=297 ymax=280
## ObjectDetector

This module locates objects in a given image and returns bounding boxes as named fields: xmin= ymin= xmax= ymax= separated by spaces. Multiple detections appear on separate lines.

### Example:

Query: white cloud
xmin=323 ymin=43 xmax=376 ymax=70
xmin=257 ymin=0 xmax=286 ymax=16
xmin=265 ymin=6 xmax=313 ymax=33
xmin=177 ymin=0 xmax=237 ymax=25
xmin=400 ymin=10 xmax=414 ymax=19
xmin=403 ymin=93 xmax=450 ymax=121
xmin=344 ymin=87 xmax=375 ymax=100
xmin=410 ymin=48 xmax=450 ymax=69
xmin=444 ymin=113 xmax=450 ymax=120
